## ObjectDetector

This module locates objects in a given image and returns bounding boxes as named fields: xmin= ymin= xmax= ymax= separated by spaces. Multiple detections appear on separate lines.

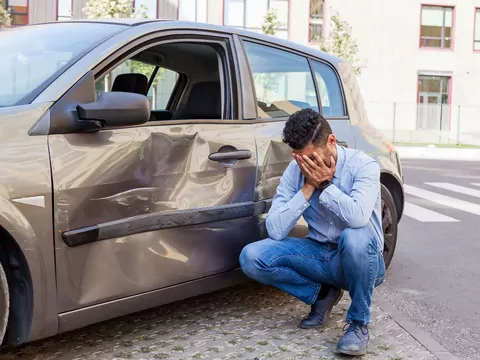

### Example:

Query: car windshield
xmin=0 ymin=22 xmax=126 ymax=108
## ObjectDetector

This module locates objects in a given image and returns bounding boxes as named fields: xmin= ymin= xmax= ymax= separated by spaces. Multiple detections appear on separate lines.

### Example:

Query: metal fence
xmin=365 ymin=102 xmax=480 ymax=146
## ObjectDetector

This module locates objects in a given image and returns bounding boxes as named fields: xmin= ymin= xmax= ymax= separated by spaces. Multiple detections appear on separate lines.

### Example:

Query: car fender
xmin=0 ymin=104 xmax=58 ymax=343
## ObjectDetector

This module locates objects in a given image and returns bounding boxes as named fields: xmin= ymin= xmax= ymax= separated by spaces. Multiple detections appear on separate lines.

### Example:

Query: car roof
xmin=37 ymin=19 xmax=344 ymax=66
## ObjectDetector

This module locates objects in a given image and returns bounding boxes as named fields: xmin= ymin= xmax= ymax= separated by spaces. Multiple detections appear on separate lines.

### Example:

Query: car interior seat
xmin=173 ymin=81 xmax=221 ymax=120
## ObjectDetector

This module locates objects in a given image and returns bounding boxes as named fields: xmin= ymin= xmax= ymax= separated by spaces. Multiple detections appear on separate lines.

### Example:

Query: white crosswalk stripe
xmin=403 ymin=202 xmax=459 ymax=222
xmin=404 ymin=184 xmax=480 ymax=216
xmin=425 ymin=182 xmax=480 ymax=198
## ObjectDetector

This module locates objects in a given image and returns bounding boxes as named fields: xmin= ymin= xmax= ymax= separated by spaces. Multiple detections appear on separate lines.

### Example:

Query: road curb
xmin=373 ymin=295 xmax=460 ymax=360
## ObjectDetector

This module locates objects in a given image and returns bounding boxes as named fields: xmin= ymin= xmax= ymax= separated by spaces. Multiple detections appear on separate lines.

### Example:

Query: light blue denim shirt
xmin=265 ymin=145 xmax=383 ymax=251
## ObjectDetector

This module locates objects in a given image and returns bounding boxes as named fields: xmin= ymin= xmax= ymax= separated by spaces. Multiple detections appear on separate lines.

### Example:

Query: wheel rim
xmin=382 ymin=198 xmax=394 ymax=263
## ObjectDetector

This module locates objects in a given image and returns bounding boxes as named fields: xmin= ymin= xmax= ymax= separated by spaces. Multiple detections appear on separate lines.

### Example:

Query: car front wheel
xmin=381 ymin=184 xmax=398 ymax=269
xmin=0 ymin=260 xmax=9 ymax=346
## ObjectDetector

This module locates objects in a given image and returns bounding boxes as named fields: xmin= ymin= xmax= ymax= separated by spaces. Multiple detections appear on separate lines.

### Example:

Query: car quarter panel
xmin=0 ymin=103 xmax=57 ymax=342
xmin=336 ymin=62 xmax=404 ymax=216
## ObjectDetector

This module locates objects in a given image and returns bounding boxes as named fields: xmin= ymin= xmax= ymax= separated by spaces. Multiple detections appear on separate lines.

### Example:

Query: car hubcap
xmin=382 ymin=199 xmax=394 ymax=262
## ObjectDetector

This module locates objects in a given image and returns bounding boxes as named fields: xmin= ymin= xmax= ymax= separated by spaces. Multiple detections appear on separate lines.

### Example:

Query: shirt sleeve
xmin=265 ymin=162 xmax=310 ymax=240
xmin=319 ymin=159 xmax=380 ymax=228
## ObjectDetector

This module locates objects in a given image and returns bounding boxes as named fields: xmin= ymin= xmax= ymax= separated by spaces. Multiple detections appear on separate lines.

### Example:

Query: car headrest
xmin=112 ymin=73 xmax=149 ymax=96
xmin=182 ymin=81 xmax=221 ymax=119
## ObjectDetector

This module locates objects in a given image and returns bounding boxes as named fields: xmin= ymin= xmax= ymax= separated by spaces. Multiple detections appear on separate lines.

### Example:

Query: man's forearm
xmin=319 ymin=162 xmax=380 ymax=228
xmin=265 ymin=184 xmax=313 ymax=240
xmin=301 ymin=183 xmax=316 ymax=202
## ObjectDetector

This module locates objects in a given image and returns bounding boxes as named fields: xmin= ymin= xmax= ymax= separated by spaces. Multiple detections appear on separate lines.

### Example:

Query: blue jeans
xmin=239 ymin=225 xmax=386 ymax=326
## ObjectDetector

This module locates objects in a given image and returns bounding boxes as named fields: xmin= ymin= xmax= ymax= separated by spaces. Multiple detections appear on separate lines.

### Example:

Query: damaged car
xmin=0 ymin=19 xmax=404 ymax=346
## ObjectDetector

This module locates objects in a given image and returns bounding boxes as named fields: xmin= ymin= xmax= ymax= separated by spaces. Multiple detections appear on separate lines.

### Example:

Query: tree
xmin=261 ymin=8 xmax=281 ymax=36
xmin=320 ymin=14 xmax=363 ymax=75
xmin=253 ymin=8 xmax=283 ymax=104
xmin=83 ymin=0 xmax=148 ymax=19
xmin=0 ymin=4 xmax=11 ymax=29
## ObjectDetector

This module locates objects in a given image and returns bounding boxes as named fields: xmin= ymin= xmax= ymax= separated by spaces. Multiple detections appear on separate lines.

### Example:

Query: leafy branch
xmin=255 ymin=8 xmax=282 ymax=102
xmin=0 ymin=4 xmax=11 ymax=29
xmin=320 ymin=14 xmax=363 ymax=75
xmin=262 ymin=8 xmax=281 ymax=36
xmin=83 ymin=0 xmax=148 ymax=19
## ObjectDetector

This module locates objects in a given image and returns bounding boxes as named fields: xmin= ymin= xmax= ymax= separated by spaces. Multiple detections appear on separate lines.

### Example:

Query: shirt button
xmin=329 ymin=222 xmax=333 ymax=225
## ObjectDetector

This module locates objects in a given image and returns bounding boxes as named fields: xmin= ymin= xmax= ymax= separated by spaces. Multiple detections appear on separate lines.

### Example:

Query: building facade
xmin=5 ymin=0 xmax=480 ymax=144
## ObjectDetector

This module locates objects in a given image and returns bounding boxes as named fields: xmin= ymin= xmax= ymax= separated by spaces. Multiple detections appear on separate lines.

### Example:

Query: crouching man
xmin=239 ymin=108 xmax=386 ymax=356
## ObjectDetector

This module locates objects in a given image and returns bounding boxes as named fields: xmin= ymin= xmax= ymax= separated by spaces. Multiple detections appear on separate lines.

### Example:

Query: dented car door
xmin=49 ymin=34 xmax=258 ymax=314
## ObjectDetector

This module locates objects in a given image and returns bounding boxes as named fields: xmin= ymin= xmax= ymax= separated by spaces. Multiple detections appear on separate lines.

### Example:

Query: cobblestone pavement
xmin=0 ymin=282 xmax=436 ymax=360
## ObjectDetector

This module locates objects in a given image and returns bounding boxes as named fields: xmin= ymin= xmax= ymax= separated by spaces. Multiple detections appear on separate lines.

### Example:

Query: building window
xmin=420 ymin=5 xmax=453 ymax=49
xmin=475 ymin=8 xmax=480 ymax=51
xmin=416 ymin=75 xmax=450 ymax=130
xmin=57 ymin=0 xmax=72 ymax=21
xmin=178 ymin=0 xmax=207 ymax=22
xmin=134 ymin=0 xmax=158 ymax=19
xmin=224 ymin=0 xmax=289 ymax=40
xmin=1 ymin=0 xmax=28 ymax=25
xmin=309 ymin=0 xmax=324 ymax=42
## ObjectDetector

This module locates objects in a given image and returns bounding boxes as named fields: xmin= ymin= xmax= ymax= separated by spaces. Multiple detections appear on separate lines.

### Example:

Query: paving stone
xmin=0 ymin=282 xmax=437 ymax=360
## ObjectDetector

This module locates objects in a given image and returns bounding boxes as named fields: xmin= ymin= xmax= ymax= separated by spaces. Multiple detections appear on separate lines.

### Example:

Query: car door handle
xmin=208 ymin=150 xmax=252 ymax=162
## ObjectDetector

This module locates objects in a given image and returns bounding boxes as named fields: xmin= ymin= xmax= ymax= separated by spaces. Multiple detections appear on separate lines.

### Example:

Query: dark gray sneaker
xmin=336 ymin=322 xmax=370 ymax=356
xmin=299 ymin=287 xmax=343 ymax=329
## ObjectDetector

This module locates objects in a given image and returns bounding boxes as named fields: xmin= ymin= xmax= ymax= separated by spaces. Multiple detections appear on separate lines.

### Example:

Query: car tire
xmin=0 ymin=261 xmax=9 ymax=345
xmin=381 ymin=184 xmax=398 ymax=270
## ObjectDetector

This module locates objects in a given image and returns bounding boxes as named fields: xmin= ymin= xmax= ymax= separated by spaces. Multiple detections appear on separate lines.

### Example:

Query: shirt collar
xmin=333 ymin=144 xmax=345 ymax=179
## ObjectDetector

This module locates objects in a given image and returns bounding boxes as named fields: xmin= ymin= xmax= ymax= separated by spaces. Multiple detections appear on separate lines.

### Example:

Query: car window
xmin=242 ymin=41 xmax=318 ymax=119
xmin=310 ymin=60 xmax=345 ymax=117
xmin=96 ymin=59 xmax=179 ymax=111
xmin=0 ymin=23 xmax=125 ymax=108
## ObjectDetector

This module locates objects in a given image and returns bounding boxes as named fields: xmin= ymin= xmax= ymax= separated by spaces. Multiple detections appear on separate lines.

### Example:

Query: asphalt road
xmin=376 ymin=159 xmax=480 ymax=360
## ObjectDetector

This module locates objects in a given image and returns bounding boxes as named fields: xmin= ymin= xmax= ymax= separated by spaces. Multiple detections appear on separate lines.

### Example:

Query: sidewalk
xmin=396 ymin=145 xmax=480 ymax=161
xmin=0 ymin=282 xmax=456 ymax=360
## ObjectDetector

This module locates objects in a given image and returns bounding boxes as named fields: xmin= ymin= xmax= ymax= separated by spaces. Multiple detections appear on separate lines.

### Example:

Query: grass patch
xmin=114 ymin=352 xmax=133 ymax=359
xmin=378 ymin=343 xmax=391 ymax=351
xmin=153 ymin=354 xmax=169 ymax=359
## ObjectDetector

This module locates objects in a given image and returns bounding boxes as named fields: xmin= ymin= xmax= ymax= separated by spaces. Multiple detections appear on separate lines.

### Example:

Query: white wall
xmin=314 ymin=0 xmax=480 ymax=139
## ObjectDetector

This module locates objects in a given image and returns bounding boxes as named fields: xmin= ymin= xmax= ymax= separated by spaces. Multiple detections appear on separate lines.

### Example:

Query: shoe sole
xmin=299 ymin=289 xmax=344 ymax=329
xmin=335 ymin=347 xmax=367 ymax=356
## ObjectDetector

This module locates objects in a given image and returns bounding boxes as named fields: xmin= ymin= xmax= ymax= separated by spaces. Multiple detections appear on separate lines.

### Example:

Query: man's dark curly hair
xmin=282 ymin=108 xmax=332 ymax=150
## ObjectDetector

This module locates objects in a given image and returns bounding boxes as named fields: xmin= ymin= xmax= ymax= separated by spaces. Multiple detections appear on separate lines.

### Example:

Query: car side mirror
xmin=76 ymin=91 xmax=150 ymax=128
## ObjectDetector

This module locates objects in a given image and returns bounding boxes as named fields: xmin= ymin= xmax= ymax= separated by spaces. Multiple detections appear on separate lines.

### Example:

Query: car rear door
xmin=235 ymin=38 xmax=355 ymax=236
xmin=47 ymin=31 xmax=259 ymax=314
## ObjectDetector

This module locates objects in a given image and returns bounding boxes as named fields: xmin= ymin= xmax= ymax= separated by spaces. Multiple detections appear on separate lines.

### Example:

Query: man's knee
xmin=239 ymin=239 xmax=271 ymax=278
xmin=339 ymin=226 xmax=375 ymax=259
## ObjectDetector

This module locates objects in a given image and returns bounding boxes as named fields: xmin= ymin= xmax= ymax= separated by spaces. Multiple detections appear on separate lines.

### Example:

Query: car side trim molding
xmin=62 ymin=199 xmax=273 ymax=247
